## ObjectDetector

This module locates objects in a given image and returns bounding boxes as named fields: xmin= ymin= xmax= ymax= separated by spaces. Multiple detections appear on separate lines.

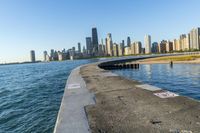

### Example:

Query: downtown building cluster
xmin=30 ymin=27 xmax=200 ymax=62
xmin=82 ymin=27 xmax=200 ymax=57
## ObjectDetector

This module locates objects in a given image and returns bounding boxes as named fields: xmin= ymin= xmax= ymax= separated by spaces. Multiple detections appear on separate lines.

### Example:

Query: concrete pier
xmin=54 ymin=55 xmax=200 ymax=133
xmin=54 ymin=66 xmax=95 ymax=133
xmin=80 ymin=63 xmax=200 ymax=133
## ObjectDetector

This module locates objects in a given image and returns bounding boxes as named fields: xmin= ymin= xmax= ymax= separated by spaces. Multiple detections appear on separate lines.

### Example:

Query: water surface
xmin=0 ymin=60 xmax=97 ymax=133
xmin=112 ymin=64 xmax=200 ymax=100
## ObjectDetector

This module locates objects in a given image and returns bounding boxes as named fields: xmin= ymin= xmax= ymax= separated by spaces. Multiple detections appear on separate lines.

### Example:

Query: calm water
xmin=112 ymin=64 xmax=200 ymax=100
xmin=0 ymin=60 xmax=97 ymax=133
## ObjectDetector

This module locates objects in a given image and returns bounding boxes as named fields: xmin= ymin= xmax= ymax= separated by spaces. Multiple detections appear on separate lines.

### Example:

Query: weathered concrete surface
xmin=80 ymin=64 xmax=200 ymax=133
xmin=54 ymin=66 xmax=95 ymax=133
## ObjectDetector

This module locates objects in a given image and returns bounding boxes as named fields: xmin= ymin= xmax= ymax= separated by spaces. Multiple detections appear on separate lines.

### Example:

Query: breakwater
xmin=80 ymin=60 xmax=200 ymax=133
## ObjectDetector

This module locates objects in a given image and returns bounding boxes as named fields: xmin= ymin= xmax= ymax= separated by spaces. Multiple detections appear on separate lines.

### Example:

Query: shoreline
xmin=137 ymin=55 xmax=200 ymax=64
xmin=138 ymin=60 xmax=200 ymax=64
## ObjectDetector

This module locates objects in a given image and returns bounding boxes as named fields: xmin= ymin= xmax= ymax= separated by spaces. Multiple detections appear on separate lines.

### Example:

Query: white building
xmin=144 ymin=35 xmax=151 ymax=54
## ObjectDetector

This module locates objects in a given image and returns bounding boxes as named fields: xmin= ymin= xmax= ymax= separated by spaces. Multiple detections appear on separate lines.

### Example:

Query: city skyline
xmin=1 ymin=0 xmax=200 ymax=62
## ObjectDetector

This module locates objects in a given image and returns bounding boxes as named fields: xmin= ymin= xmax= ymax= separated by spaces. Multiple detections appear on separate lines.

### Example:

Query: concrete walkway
xmin=54 ymin=66 xmax=95 ymax=133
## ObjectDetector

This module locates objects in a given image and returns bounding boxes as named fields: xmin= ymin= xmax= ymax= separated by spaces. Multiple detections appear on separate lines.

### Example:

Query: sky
xmin=0 ymin=0 xmax=200 ymax=63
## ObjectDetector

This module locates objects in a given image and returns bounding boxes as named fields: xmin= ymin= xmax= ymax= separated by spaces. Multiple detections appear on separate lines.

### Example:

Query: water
xmin=112 ymin=64 xmax=200 ymax=100
xmin=0 ymin=59 xmax=97 ymax=133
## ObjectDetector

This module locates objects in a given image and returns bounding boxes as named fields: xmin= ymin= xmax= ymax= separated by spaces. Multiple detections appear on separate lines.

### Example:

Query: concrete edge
xmin=53 ymin=68 xmax=74 ymax=133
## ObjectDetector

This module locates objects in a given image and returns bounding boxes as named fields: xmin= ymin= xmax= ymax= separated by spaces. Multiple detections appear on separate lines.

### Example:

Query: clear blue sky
xmin=0 ymin=0 xmax=200 ymax=62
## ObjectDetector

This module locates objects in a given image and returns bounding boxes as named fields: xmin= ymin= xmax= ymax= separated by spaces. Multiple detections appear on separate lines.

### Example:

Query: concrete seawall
xmin=53 ymin=66 xmax=95 ymax=133
xmin=80 ymin=62 xmax=200 ymax=133
xmin=54 ymin=56 xmax=200 ymax=133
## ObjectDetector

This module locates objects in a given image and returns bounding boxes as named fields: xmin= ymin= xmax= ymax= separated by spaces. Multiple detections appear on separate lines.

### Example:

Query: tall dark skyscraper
xmin=121 ymin=40 xmax=125 ymax=55
xmin=92 ymin=27 xmax=99 ymax=53
xmin=78 ymin=42 xmax=81 ymax=53
xmin=30 ymin=50 xmax=36 ymax=62
xmin=127 ymin=37 xmax=131 ymax=47
xmin=86 ymin=37 xmax=92 ymax=55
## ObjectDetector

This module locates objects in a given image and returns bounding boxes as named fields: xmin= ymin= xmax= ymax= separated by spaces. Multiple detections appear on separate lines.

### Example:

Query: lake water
xmin=0 ymin=60 xmax=97 ymax=133
xmin=112 ymin=64 xmax=200 ymax=100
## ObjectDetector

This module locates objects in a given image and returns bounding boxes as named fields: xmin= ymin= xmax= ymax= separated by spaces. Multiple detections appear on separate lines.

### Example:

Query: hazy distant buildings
xmin=92 ymin=28 xmax=99 ymax=54
xmin=127 ymin=37 xmax=131 ymax=47
xmin=30 ymin=50 xmax=36 ymax=62
xmin=144 ymin=35 xmax=151 ymax=54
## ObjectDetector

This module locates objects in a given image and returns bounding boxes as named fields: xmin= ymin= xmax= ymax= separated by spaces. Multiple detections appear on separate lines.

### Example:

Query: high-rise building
xmin=83 ymin=46 xmax=86 ymax=54
xmin=124 ymin=46 xmax=131 ymax=55
xmin=127 ymin=37 xmax=131 ymax=47
xmin=152 ymin=42 xmax=158 ymax=53
xmin=179 ymin=34 xmax=187 ymax=51
xmin=50 ymin=49 xmax=54 ymax=60
xmin=121 ymin=40 xmax=125 ymax=55
xmin=30 ymin=50 xmax=36 ymax=62
xmin=158 ymin=40 xmax=167 ymax=53
xmin=106 ymin=33 xmax=113 ymax=56
xmin=92 ymin=27 xmax=99 ymax=53
xmin=173 ymin=39 xmax=179 ymax=51
xmin=118 ymin=45 xmax=123 ymax=56
xmin=190 ymin=28 xmax=200 ymax=50
xmin=144 ymin=35 xmax=151 ymax=54
xmin=43 ymin=51 xmax=48 ymax=61
xmin=130 ymin=43 xmax=135 ymax=55
xmin=78 ymin=42 xmax=81 ymax=53
xmin=58 ymin=51 xmax=64 ymax=61
xmin=135 ymin=42 xmax=142 ymax=54
xmin=86 ymin=37 xmax=92 ymax=55
xmin=184 ymin=34 xmax=190 ymax=50
xmin=113 ymin=43 xmax=119 ymax=56
xmin=166 ymin=40 xmax=173 ymax=52
xmin=105 ymin=38 xmax=108 ymax=55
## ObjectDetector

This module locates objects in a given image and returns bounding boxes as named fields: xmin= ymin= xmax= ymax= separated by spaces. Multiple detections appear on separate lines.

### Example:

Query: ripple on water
xmin=0 ymin=60 xmax=96 ymax=133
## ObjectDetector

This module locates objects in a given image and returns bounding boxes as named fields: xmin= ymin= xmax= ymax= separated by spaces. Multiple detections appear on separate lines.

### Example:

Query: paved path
xmin=54 ymin=66 xmax=95 ymax=133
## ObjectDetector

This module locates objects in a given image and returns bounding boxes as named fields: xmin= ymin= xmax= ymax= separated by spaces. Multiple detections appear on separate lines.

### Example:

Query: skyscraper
xmin=166 ymin=40 xmax=173 ymax=52
xmin=78 ymin=42 xmax=81 ymax=53
xmin=130 ymin=43 xmax=135 ymax=55
xmin=86 ymin=37 xmax=92 ymax=55
xmin=43 ymin=51 xmax=48 ymax=61
xmin=113 ymin=43 xmax=119 ymax=56
xmin=158 ymin=40 xmax=167 ymax=53
xmin=135 ymin=42 xmax=142 ymax=54
xmin=30 ymin=50 xmax=36 ymax=62
xmin=152 ymin=42 xmax=158 ymax=53
xmin=144 ymin=35 xmax=151 ymax=54
xmin=121 ymin=40 xmax=125 ymax=55
xmin=92 ymin=27 xmax=99 ymax=53
xmin=106 ymin=33 xmax=113 ymax=56
xmin=127 ymin=37 xmax=131 ymax=47
xmin=190 ymin=28 xmax=200 ymax=50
